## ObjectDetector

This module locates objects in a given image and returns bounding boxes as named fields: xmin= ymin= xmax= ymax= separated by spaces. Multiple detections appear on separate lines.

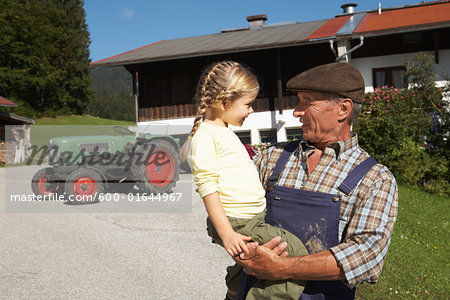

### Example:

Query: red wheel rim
xmin=145 ymin=149 xmax=175 ymax=187
xmin=72 ymin=176 xmax=98 ymax=196
xmin=37 ymin=174 xmax=53 ymax=195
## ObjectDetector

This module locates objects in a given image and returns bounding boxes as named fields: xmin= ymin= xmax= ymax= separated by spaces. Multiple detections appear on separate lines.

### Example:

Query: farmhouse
xmin=90 ymin=1 xmax=450 ymax=145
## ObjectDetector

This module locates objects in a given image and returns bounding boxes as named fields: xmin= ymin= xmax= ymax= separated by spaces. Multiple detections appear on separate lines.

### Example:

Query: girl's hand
xmin=222 ymin=231 xmax=252 ymax=256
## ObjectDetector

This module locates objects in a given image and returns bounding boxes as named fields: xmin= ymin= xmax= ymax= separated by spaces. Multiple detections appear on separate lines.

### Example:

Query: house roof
xmin=90 ymin=19 xmax=327 ymax=67
xmin=307 ymin=1 xmax=450 ymax=40
xmin=307 ymin=15 xmax=352 ymax=40
xmin=354 ymin=1 xmax=450 ymax=35
xmin=0 ymin=96 xmax=34 ymax=125
xmin=90 ymin=0 xmax=450 ymax=68
xmin=0 ymin=112 xmax=34 ymax=125
xmin=0 ymin=96 xmax=18 ymax=108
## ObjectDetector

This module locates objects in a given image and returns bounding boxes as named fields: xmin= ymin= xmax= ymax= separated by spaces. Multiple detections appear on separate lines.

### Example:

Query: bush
xmin=355 ymin=52 xmax=450 ymax=195
xmin=355 ymin=87 xmax=449 ymax=195
xmin=357 ymin=87 xmax=426 ymax=163
xmin=389 ymin=137 xmax=432 ymax=185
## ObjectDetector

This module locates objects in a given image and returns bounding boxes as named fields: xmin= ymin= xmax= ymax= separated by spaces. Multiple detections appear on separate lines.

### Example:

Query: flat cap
xmin=286 ymin=62 xmax=365 ymax=103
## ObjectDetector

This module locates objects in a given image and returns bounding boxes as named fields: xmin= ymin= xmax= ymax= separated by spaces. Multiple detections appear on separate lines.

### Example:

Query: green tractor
xmin=31 ymin=126 xmax=180 ymax=202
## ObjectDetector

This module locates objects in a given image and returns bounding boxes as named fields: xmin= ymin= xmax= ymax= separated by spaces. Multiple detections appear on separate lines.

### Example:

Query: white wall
xmin=137 ymin=109 xmax=302 ymax=144
xmin=351 ymin=49 xmax=450 ymax=92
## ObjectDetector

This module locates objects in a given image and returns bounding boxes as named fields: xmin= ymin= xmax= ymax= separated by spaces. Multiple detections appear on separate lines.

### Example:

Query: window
xmin=260 ymin=129 xmax=277 ymax=144
xmin=235 ymin=131 xmax=251 ymax=145
xmin=286 ymin=128 xmax=302 ymax=141
xmin=372 ymin=66 xmax=406 ymax=89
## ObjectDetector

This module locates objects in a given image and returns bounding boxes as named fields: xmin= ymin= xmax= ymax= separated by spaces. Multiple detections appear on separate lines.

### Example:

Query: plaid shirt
xmin=254 ymin=134 xmax=398 ymax=286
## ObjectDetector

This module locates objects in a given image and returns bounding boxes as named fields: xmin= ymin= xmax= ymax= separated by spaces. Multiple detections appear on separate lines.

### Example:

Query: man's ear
xmin=337 ymin=98 xmax=353 ymax=122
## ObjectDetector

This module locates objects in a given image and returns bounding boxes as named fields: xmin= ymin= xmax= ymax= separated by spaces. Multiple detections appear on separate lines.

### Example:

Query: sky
xmin=84 ymin=0 xmax=425 ymax=63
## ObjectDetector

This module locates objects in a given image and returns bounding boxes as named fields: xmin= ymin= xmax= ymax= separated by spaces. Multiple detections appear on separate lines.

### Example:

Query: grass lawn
xmin=1 ymin=115 xmax=133 ymax=167
xmin=30 ymin=114 xmax=133 ymax=148
xmin=34 ymin=114 xmax=133 ymax=125
xmin=357 ymin=185 xmax=449 ymax=299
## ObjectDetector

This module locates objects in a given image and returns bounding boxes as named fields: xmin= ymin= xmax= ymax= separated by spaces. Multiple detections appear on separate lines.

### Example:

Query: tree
xmin=0 ymin=0 xmax=91 ymax=118
xmin=404 ymin=52 xmax=450 ymax=152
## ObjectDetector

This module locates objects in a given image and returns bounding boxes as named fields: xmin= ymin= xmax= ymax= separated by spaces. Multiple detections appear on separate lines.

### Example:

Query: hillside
xmin=90 ymin=65 xmax=132 ymax=93
xmin=86 ymin=66 xmax=134 ymax=121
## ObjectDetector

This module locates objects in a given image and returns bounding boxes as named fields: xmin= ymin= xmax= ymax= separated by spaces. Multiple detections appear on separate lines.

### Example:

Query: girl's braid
xmin=190 ymin=61 xmax=238 ymax=136
xmin=179 ymin=61 xmax=258 ymax=162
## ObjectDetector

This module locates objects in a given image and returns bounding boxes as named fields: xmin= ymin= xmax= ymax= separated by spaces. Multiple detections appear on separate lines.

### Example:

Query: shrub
xmin=356 ymin=87 xmax=430 ymax=165
xmin=389 ymin=137 xmax=433 ymax=185
xmin=354 ymin=86 xmax=449 ymax=195
xmin=245 ymin=142 xmax=271 ymax=160
xmin=355 ymin=52 xmax=449 ymax=195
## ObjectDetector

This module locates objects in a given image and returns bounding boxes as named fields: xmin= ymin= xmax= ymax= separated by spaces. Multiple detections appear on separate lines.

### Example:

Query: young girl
xmin=185 ymin=61 xmax=307 ymax=300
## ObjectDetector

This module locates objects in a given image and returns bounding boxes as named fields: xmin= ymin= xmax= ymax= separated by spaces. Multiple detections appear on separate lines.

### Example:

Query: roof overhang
xmin=0 ymin=112 xmax=35 ymax=125
xmin=89 ymin=20 xmax=328 ymax=68
xmin=92 ymin=38 xmax=329 ymax=68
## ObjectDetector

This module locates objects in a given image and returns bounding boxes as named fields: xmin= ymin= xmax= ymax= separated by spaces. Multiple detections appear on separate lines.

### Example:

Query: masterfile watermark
xmin=4 ymin=124 xmax=193 ymax=213
xmin=26 ymin=142 xmax=164 ymax=172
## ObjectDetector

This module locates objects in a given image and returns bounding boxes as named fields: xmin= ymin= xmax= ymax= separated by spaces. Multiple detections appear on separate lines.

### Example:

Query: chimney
xmin=341 ymin=3 xmax=357 ymax=14
xmin=246 ymin=14 xmax=267 ymax=28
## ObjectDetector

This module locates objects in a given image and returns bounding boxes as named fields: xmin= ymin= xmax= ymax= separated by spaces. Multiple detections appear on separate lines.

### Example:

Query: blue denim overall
xmin=237 ymin=141 xmax=377 ymax=300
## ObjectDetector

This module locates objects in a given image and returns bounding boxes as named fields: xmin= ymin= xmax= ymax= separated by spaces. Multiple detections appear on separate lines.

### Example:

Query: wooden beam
xmin=276 ymin=49 xmax=283 ymax=114
xmin=132 ymin=70 xmax=139 ymax=126
xmin=432 ymin=32 xmax=440 ymax=64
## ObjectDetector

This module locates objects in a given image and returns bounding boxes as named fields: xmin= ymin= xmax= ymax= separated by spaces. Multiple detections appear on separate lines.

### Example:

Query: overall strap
xmin=268 ymin=140 xmax=301 ymax=183
xmin=338 ymin=157 xmax=378 ymax=195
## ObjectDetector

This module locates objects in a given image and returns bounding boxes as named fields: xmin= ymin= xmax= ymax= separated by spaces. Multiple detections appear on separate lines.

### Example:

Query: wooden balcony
xmin=138 ymin=95 xmax=299 ymax=121
xmin=139 ymin=104 xmax=197 ymax=121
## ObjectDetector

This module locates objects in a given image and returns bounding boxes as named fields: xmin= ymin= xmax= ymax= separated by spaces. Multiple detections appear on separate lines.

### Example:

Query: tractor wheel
xmin=132 ymin=140 xmax=180 ymax=194
xmin=65 ymin=168 xmax=104 ymax=204
xmin=31 ymin=167 xmax=63 ymax=198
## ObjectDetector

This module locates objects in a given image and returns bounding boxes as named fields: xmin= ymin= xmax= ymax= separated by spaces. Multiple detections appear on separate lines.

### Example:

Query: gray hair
xmin=321 ymin=92 xmax=362 ymax=124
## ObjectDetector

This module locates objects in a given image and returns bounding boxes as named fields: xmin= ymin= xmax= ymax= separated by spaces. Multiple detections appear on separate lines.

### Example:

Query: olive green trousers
xmin=207 ymin=210 xmax=308 ymax=300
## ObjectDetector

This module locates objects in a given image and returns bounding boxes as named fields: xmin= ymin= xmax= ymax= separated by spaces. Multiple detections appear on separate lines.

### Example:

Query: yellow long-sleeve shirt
xmin=188 ymin=122 xmax=266 ymax=218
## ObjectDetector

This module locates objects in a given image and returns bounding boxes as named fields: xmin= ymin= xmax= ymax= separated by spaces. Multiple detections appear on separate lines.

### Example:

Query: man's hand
xmin=222 ymin=231 xmax=252 ymax=256
xmin=234 ymin=236 xmax=290 ymax=280
xmin=235 ymin=236 xmax=347 ymax=282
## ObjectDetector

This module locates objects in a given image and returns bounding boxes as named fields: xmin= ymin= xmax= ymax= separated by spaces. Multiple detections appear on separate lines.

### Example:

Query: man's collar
xmin=299 ymin=133 xmax=359 ymax=158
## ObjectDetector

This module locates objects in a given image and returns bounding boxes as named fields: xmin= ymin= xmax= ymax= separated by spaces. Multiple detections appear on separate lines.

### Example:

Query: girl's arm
xmin=203 ymin=192 xmax=251 ymax=256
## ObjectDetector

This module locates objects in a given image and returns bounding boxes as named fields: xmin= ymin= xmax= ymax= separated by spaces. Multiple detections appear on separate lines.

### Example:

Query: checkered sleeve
xmin=330 ymin=165 xmax=398 ymax=285
xmin=253 ymin=148 xmax=269 ymax=189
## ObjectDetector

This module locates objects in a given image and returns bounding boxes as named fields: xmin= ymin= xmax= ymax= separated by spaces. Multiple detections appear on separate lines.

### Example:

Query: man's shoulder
xmin=370 ymin=162 xmax=396 ymax=183
xmin=260 ymin=141 xmax=297 ymax=157
xmin=270 ymin=141 xmax=292 ymax=150
xmin=269 ymin=140 xmax=301 ymax=151
xmin=357 ymin=147 xmax=396 ymax=183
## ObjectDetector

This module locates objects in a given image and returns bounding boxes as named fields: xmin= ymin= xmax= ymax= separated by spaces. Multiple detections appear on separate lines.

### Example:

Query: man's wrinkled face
xmin=293 ymin=91 xmax=340 ymax=143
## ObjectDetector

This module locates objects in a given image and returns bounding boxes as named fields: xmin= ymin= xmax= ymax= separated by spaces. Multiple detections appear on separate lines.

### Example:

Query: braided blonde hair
xmin=179 ymin=61 xmax=259 ymax=162
xmin=190 ymin=61 xmax=259 ymax=136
